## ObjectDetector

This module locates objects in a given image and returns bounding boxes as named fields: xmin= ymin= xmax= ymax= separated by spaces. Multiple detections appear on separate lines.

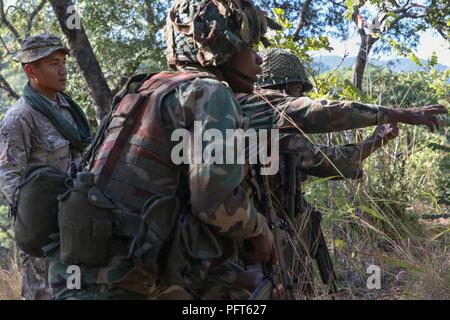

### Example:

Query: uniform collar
xmin=40 ymin=92 xmax=70 ymax=109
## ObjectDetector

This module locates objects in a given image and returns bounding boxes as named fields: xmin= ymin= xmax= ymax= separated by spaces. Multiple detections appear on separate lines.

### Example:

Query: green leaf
xmin=408 ymin=53 xmax=423 ymax=67
xmin=428 ymin=51 xmax=438 ymax=67
xmin=358 ymin=205 xmax=388 ymax=223
xmin=272 ymin=8 xmax=285 ymax=18
xmin=388 ymin=12 xmax=399 ymax=20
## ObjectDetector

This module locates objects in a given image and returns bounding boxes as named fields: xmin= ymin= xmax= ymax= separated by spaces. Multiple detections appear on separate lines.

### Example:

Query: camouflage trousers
xmin=20 ymin=252 xmax=52 ymax=300
xmin=47 ymin=251 xmax=251 ymax=300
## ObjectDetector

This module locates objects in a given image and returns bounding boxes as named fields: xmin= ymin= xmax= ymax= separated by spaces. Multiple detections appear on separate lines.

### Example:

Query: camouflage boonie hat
xmin=165 ymin=0 xmax=281 ymax=67
xmin=14 ymin=34 xmax=70 ymax=64
xmin=258 ymin=48 xmax=313 ymax=92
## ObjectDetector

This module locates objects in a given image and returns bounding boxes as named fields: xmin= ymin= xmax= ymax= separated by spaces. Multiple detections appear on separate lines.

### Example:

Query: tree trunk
xmin=352 ymin=31 xmax=378 ymax=91
xmin=50 ymin=0 xmax=112 ymax=123
xmin=0 ymin=74 xmax=20 ymax=100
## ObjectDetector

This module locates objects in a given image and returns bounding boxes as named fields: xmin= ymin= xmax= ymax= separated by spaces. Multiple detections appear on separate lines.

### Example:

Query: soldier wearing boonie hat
xmin=14 ymin=34 xmax=70 ymax=64
xmin=0 ymin=34 xmax=90 ymax=300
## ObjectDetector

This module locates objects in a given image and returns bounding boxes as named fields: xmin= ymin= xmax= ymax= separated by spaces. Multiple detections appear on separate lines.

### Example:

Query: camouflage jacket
xmin=241 ymin=88 xmax=391 ymax=134
xmin=48 ymin=70 xmax=266 ymax=298
xmin=0 ymin=94 xmax=80 ymax=206
xmin=238 ymin=89 xmax=392 ymax=179
xmin=158 ymin=73 xmax=264 ymax=240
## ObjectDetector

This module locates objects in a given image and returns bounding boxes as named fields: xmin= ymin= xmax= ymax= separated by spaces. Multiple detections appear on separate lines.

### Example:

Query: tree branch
xmin=24 ymin=0 xmax=47 ymax=38
xmin=0 ymin=222 xmax=14 ymax=242
xmin=0 ymin=35 xmax=11 ymax=55
xmin=293 ymin=0 xmax=313 ymax=41
xmin=0 ymin=0 xmax=20 ymax=40
xmin=436 ymin=28 xmax=449 ymax=41
xmin=50 ymin=0 xmax=112 ymax=122
xmin=0 ymin=74 xmax=19 ymax=100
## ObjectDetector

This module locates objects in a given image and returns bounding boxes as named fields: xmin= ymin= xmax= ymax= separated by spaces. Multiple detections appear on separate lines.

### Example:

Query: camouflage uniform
xmin=47 ymin=0 xmax=278 ymax=300
xmin=240 ymin=49 xmax=394 ymax=296
xmin=0 ymin=34 xmax=78 ymax=300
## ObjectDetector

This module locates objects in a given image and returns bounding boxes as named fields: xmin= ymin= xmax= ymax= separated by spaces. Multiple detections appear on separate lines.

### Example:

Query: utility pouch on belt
xmin=58 ymin=171 xmax=181 ymax=270
xmin=13 ymin=165 xmax=69 ymax=257
xmin=58 ymin=172 xmax=115 ymax=266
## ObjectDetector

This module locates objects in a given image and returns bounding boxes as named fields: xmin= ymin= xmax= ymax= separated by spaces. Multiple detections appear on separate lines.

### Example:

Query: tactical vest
xmin=91 ymin=71 xmax=212 ymax=212
xmin=58 ymin=71 xmax=224 ymax=273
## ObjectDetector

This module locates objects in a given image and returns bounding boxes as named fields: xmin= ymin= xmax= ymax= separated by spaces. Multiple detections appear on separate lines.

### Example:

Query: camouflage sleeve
xmin=167 ymin=78 xmax=264 ymax=240
xmin=0 ymin=113 xmax=32 ymax=205
xmin=281 ymin=134 xmax=363 ymax=179
xmin=276 ymin=97 xmax=392 ymax=133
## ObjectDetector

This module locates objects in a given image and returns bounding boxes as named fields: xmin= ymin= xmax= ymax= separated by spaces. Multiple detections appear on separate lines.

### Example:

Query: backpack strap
xmin=94 ymin=71 xmax=212 ymax=191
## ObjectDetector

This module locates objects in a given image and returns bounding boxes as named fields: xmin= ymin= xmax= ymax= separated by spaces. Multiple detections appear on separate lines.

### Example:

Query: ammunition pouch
xmin=57 ymin=171 xmax=186 ymax=283
xmin=13 ymin=165 xmax=69 ymax=257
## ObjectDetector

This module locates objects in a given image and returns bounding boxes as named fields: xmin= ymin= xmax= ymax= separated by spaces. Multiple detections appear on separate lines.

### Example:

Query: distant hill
xmin=313 ymin=55 xmax=449 ymax=73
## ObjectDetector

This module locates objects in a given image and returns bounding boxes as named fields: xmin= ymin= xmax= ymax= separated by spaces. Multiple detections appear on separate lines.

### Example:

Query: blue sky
xmin=320 ymin=29 xmax=450 ymax=66
xmin=4 ymin=0 xmax=448 ymax=66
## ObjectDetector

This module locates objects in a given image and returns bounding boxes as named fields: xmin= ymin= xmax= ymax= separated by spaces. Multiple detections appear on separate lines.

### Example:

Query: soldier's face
xmin=223 ymin=47 xmax=262 ymax=93
xmin=25 ymin=50 xmax=68 ymax=97
xmin=286 ymin=82 xmax=304 ymax=97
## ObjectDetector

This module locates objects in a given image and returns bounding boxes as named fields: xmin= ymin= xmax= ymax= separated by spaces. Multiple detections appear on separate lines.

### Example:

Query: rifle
xmin=283 ymin=152 xmax=338 ymax=296
xmin=248 ymin=165 xmax=295 ymax=300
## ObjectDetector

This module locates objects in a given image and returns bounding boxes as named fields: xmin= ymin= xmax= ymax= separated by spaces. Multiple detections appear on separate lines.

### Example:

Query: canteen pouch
xmin=58 ymin=172 xmax=115 ymax=266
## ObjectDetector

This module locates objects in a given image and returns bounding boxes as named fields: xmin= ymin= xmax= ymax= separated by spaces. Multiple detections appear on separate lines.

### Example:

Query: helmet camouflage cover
xmin=165 ymin=0 xmax=281 ymax=67
xmin=258 ymin=48 xmax=313 ymax=92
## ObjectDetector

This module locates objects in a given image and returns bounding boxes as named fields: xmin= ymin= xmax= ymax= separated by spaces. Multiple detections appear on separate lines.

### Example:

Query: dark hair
xmin=21 ymin=60 xmax=41 ymax=68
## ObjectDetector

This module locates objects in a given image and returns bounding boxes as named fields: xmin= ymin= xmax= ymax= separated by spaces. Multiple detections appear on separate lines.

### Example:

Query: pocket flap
xmin=88 ymin=186 xmax=115 ymax=209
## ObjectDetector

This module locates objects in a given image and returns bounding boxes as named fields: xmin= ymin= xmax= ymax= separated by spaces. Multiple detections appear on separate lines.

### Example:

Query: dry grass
xmin=305 ymin=209 xmax=450 ymax=300
xmin=0 ymin=257 xmax=21 ymax=300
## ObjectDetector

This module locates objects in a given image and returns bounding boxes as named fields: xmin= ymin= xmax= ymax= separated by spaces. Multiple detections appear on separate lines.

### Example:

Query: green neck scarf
xmin=23 ymin=83 xmax=92 ymax=151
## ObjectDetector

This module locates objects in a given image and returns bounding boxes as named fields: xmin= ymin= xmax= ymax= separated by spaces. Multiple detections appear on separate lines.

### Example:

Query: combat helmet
xmin=165 ymin=0 xmax=281 ymax=67
xmin=257 ymin=48 xmax=313 ymax=92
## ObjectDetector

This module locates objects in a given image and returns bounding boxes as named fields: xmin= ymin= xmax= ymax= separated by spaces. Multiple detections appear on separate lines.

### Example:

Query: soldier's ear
xmin=23 ymin=63 xmax=36 ymax=80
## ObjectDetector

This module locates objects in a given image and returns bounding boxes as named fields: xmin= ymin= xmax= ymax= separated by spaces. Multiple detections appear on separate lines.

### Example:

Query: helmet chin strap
xmin=220 ymin=65 xmax=255 ymax=84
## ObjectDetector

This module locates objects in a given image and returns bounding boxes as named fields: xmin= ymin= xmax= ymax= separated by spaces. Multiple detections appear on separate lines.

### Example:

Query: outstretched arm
xmin=281 ymin=97 xmax=446 ymax=133
xmin=358 ymin=124 xmax=399 ymax=161
xmin=280 ymin=124 xmax=398 ymax=179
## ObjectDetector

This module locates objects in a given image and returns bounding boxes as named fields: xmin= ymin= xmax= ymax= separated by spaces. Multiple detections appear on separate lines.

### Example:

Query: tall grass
xmin=301 ymin=125 xmax=450 ymax=300
xmin=0 ymin=255 xmax=21 ymax=300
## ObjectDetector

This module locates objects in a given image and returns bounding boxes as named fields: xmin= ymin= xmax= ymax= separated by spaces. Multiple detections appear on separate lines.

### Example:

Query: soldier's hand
xmin=234 ymin=270 xmax=264 ymax=292
xmin=272 ymin=283 xmax=286 ymax=300
xmin=372 ymin=124 xmax=399 ymax=143
xmin=390 ymin=105 xmax=447 ymax=132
